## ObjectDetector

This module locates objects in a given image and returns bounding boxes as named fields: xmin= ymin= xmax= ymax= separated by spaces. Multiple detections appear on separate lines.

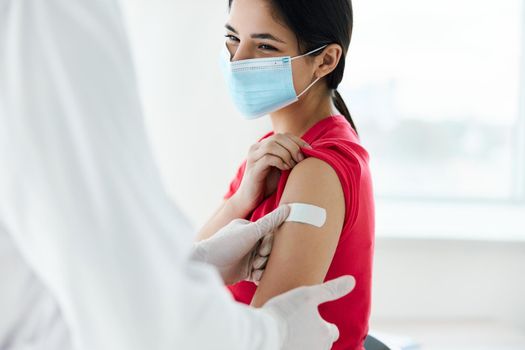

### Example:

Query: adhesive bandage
xmin=285 ymin=203 xmax=327 ymax=228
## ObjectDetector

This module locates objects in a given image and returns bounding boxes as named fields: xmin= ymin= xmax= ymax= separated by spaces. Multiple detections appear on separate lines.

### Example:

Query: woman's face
xmin=225 ymin=0 xmax=318 ymax=96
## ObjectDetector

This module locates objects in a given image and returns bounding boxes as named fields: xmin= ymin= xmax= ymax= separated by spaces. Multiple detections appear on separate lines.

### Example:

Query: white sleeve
xmin=0 ymin=224 xmax=71 ymax=350
xmin=0 ymin=1 xmax=281 ymax=350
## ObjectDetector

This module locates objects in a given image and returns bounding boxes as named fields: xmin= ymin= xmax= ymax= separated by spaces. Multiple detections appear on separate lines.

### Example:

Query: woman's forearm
xmin=196 ymin=194 xmax=253 ymax=241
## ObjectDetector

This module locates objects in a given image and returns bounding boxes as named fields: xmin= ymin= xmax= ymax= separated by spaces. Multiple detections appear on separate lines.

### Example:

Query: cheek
xmin=291 ymin=61 xmax=314 ymax=94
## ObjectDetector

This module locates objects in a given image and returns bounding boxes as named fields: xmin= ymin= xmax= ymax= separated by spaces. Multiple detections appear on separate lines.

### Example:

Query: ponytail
xmin=332 ymin=90 xmax=358 ymax=135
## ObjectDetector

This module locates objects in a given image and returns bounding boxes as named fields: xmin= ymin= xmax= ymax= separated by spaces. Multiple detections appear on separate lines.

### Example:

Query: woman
xmin=198 ymin=0 xmax=374 ymax=348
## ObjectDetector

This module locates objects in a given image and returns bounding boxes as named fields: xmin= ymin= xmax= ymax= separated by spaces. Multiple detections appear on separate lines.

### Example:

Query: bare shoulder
xmin=281 ymin=157 xmax=344 ymax=206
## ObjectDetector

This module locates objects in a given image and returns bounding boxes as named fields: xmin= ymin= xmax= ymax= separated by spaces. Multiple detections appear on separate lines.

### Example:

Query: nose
xmin=230 ymin=43 xmax=254 ymax=62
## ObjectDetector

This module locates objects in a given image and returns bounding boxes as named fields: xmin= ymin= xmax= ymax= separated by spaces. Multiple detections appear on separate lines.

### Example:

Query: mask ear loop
xmin=292 ymin=44 xmax=329 ymax=98
xmin=291 ymin=44 xmax=329 ymax=61
xmin=297 ymin=76 xmax=323 ymax=98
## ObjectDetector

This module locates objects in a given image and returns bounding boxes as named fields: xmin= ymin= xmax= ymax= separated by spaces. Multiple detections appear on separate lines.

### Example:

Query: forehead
xmin=228 ymin=0 xmax=297 ymax=43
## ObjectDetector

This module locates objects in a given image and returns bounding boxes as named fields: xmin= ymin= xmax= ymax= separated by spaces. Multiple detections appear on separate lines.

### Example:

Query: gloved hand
xmin=191 ymin=205 xmax=290 ymax=285
xmin=260 ymin=275 xmax=356 ymax=350
xmin=250 ymin=231 xmax=274 ymax=285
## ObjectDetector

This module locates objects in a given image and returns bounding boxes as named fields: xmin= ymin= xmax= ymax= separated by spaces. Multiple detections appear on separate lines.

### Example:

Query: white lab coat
xmin=0 ymin=0 xmax=280 ymax=349
xmin=0 ymin=225 xmax=71 ymax=350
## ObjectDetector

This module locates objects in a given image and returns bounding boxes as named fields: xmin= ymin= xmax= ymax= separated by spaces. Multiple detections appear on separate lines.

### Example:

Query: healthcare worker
xmin=0 ymin=1 xmax=356 ymax=350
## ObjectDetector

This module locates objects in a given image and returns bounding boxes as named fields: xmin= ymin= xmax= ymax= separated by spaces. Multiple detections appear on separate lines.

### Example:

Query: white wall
xmin=120 ymin=0 xmax=525 ymax=333
xmin=121 ymin=0 xmax=272 ymax=226
xmin=371 ymin=239 xmax=525 ymax=331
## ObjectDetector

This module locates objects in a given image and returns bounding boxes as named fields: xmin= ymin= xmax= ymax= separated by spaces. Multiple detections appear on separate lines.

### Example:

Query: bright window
xmin=341 ymin=0 xmax=524 ymax=201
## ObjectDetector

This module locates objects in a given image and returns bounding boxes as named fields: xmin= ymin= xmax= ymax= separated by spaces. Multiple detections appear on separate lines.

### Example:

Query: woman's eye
xmin=225 ymin=34 xmax=240 ymax=43
xmin=259 ymin=44 xmax=278 ymax=51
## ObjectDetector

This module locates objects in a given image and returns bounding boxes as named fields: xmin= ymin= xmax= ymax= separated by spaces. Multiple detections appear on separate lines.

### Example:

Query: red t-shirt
xmin=224 ymin=115 xmax=375 ymax=350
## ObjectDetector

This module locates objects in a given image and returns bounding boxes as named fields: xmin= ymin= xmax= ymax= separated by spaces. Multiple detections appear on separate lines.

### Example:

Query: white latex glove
xmin=251 ymin=232 xmax=274 ymax=285
xmin=261 ymin=275 xmax=356 ymax=350
xmin=191 ymin=205 xmax=290 ymax=285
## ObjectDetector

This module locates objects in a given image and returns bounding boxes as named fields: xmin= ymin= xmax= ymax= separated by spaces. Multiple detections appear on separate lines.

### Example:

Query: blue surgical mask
xmin=220 ymin=45 xmax=328 ymax=119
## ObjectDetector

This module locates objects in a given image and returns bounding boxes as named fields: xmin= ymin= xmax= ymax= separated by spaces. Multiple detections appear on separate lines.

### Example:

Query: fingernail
xmin=304 ymin=143 xmax=313 ymax=149
xmin=297 ymin=153 xmax=305 ymax=162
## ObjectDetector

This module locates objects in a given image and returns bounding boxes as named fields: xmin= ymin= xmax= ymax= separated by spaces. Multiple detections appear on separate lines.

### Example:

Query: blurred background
xmin=121 ymin=0 xmax=525 ymax=349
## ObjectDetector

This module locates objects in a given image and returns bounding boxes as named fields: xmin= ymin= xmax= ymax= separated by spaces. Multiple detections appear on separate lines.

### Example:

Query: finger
xmin=255 ymin=141 xmax=295 ymax=168
xmin=253 ymin=205 xmax=291 ymax=239
xmin=307 ymin=275 xmax=356 ymax=305
xmin=258 ymin=233 xmax=273 ymax=257
xmin=246 ymin=143 xmax=262 ymax=163
xmin=325 ymin=322 xmax=340 ymax=343
xmin=273 ymin=134 xmax=303 ymax=163
xmin=252 ymin=255 xmax=268 ymax=270
xmin=284 ymin=133 xmax=312 ymax=149
xmin=251 ymin=269 xmax=264 ymax=282
xmin=254 ymin=154 xmax=290 ymax=172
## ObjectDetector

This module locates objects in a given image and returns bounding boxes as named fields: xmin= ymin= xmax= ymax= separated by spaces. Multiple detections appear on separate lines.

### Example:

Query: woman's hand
xmin=230 ymin=133 xmax=311 ymax=215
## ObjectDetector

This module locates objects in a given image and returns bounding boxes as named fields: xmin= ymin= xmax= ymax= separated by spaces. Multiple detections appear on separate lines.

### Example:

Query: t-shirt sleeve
xmin=223 ymin=161 xmax=247 ymax=200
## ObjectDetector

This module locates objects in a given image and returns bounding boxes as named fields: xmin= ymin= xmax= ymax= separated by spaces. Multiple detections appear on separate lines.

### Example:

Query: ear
xmin=313 ymin=44 xmax=343 ymax=79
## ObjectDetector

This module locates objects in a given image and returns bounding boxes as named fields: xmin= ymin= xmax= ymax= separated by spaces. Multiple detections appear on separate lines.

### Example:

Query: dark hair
xmin=228 ymin=0 xmax=357 ymax=134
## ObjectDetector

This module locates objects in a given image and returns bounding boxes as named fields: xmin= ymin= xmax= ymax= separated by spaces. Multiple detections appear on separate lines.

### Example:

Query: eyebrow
xmin=225 ymin=24 xmax=286 ymax=44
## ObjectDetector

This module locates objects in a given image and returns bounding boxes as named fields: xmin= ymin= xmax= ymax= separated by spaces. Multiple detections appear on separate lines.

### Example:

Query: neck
xmin=270 ymin=87 xmax=337 ymax=136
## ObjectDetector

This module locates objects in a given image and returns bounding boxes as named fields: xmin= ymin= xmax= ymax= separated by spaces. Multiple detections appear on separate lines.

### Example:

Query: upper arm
xmin=251 ymin=157 xmax=345 ymax=307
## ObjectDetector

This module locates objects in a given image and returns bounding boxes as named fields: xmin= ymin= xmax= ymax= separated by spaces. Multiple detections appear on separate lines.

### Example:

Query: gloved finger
xmin=252 ymin=255 xmax=268 ymax=270
xmin=325 ymin=321 xmax=340 ymax=343
xmin=251 ymin=269 xmax=264 ymax=282
xmin=307 ymin=275 xmax=356 ymax=305
xmin=258 ymin=233 xmax=273 ymax=257
xmin=253 ymin=205 xmax=291 ymax=240
xmin=231 ymin=218 xmax=250 ymax=225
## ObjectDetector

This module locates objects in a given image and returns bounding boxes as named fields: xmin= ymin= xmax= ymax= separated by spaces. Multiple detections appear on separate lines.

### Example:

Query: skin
xmin=197 ymin=0 xmax=346 ymax=307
